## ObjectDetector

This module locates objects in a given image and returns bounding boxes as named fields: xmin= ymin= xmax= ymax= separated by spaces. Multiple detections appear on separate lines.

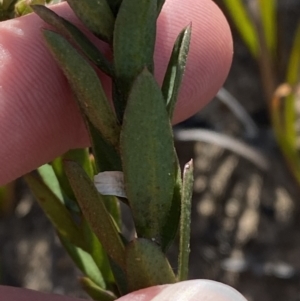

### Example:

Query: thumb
xmin=117 ymin=280 xmax=247 ymax=301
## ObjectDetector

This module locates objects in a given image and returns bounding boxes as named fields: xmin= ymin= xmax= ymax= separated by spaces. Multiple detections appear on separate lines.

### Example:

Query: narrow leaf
xmin=66 ymin=0 xmax=114 ymax=42
xmin=157 ymin=0 xmax=165 ymax=14
xmin=52 ymin=148 xmax=93 ymax=210
xmin=64 ymin=149 xmax=94 ymax=179
xmin=28 ymin=165 xmax=113 ymax=277
xmin=43 ymin=30 xmax=120 ymax=150
xmin=52 ymin=150 xmax=117 ymax=283
xmin=24 ymin=167 xmax=85 ymax=250
xmin=106 ymin=0 xmax=122 ymax=16
xmin=114 ymin=0 xmax=157 ymax=100
xmin=120 ymin=69 xmax=176 ymax=241
xmin=64 ymin=160 xmax=126 ymax=269
xmin=59 ymin=233 xmax=106 ymax=289
xmin=80 ymin=277 xmax=117 ymax=301
xmin=178 ymin=160 xmax=193 ymax=281
xmin=81 ymin=220 xmax=115 ymax=284
xmin=109 ymin=258 xmax=128 ymax=296
xmin=86 ymin=119 xmax=122 ymax=173
xmin=37 ymin=162 xmax=79 ymax=213
xmin=162 ymin=24 xmax=191 ymax=119
xmin=86 ymin=120 xmax=122 ymax=229
xmin=126 ymin=238 xmax=176 ymax=292
xmin=160 ymin=158 xmax=182 ymax=252
xmin=31 ymin=5 xmax=113 ymax=76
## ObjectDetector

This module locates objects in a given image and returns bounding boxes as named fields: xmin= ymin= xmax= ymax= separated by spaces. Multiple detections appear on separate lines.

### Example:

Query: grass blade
xmin=223 ymin=0 xmax=259 ymax=57
xmin=286 ymin=22 xmax=300 ymax=85
xmin=283 ymin=23 xmax=300 ymax=159
xmin=271 ymin=85 xmax=300 ymax=184
xmin=258 ymin=0 xmax=277 ymax=58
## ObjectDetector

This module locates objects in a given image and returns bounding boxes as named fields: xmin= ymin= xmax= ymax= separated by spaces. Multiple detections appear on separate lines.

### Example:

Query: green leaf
xmin=223 ymin=0 xmax=259 ymax=57
xmin=283 ymin=23 xmax=300 ymax=155
xmin=66 ymin=0 xmax=114 ymax=42
xmin=15 ymin=0 xmax=45 ymax=17
xmin=120 ymin=68 xmax=176 ymax=241
xmin=160 ymin=158 xmax=182 ymax=252
xmin=258 ymin=0 xmax=277 ymax=58
xmin=113 ymin=0 xmax=157 ymax=101
xmin=106 ymin=0 xmax=122 ymax=16
xmin=126 ymin=238 xmax=176 ymax=292
xmin=64 ymin=149 xmax=94 ymax=178
xmin=271 ymin=86 xmax=300 ymax=186
xmin=111 ymin=79 xmax=126 ymax=123
xmin=43 ymin=30 xmax=120 ymax=150
xmin=86 ymin=120 xmax=122 ymax=173
xmin=52 ymin=150 xmax=116 ymax=283
xmin=26 ymin=165 xmax=114 ymax=281
xmin=51 ymin=148 xmax=93 ymax=211
xmin=157 ymin=0 xmax=165 ymax=14
xmin=37 ymin=163 xmax=78 ymax=211
xmin=31 ymin=5 xmax=113 ymax=76
xmin=24 ymin=166 xmax=86 ymax=250
xmin=64 ymin=160 xmax=126 ymax=269
xmin=277 ymin=23 xmax=300 ymax=186
xmin=81 ymin=220 xmax=115 ymax=284
xmin=108 ymin=258 xmax=128 ymax=296
xmin=85 ymin=120 xmax=123 ymax=229
xmin=178 ymin=160 xmax=193 ymax=281
xmin=80 ymin=277 xmax=117 ymax=301
xmin=162 ymin=24 xmax=191 ymax=119
xmin=59 ymin=233 xmax=106 ymax=289
xmin=286 ymin=22 xmax=300 ymax=85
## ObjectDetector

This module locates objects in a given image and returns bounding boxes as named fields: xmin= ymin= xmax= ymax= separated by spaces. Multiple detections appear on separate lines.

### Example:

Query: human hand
xmin=0 ymin=0 xmax=238 ymax=300
xmin=0 ymin=0 xmax=232 ymax=185
xmin=1 ymin=280 xmax=247 ymax=301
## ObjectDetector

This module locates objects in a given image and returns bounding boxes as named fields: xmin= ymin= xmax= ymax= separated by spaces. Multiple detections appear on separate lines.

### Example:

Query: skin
xmin=0 ymin=0 xmax=237 ymax=300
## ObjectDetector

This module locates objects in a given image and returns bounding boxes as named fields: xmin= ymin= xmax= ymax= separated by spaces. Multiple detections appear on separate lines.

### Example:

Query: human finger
xmin=117 ymin=280 xmax=247 ymax=301
xmin=0 ymin=0 xmax=232 ymax=185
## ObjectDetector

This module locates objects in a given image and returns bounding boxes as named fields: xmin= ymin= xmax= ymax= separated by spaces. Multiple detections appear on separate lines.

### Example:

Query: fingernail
xmin=151 ymin=280 xmax=247 ymax=301
xmin=118 ymin=279 xmax=247 ymax=301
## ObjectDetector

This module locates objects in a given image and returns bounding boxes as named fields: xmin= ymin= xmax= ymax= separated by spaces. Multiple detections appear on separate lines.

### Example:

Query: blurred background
xmin=1 ymin=0 xmax=300 ymax=300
